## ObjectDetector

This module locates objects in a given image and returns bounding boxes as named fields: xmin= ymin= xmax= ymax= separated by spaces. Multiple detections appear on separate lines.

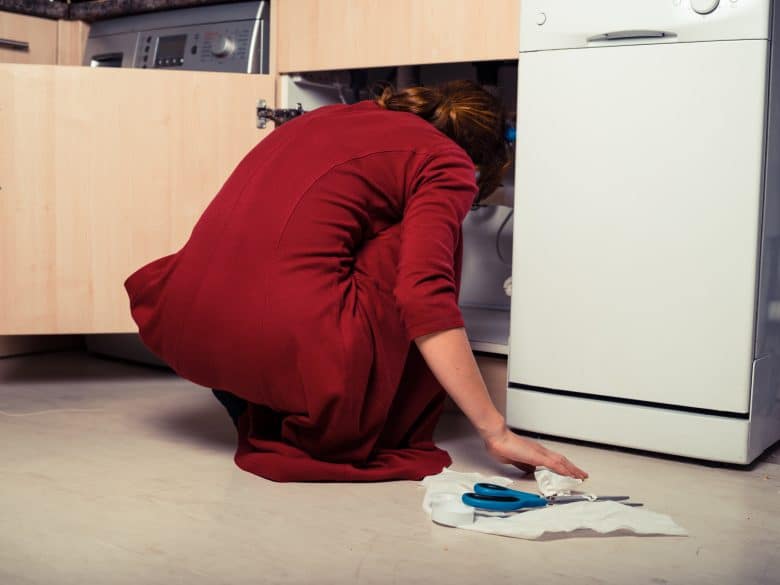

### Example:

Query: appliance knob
xmin=211 ymin=36 xmax=236 ymax=58
xmin=691 ymin=0 xmax=719 ymax=14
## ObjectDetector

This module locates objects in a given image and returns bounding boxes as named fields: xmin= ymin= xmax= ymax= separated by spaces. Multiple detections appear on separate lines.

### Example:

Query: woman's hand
xmin=483 ymin=426 xmax=588 ymax=480
xmin=413 ymin=328 xmax=588 ymax=480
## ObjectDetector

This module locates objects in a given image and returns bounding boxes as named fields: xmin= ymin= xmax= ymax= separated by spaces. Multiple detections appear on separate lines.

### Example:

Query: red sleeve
xmin=393 ymin=148 xmax=478 ymax=341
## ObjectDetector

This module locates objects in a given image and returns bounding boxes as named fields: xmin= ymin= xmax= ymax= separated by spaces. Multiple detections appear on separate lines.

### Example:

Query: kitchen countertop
xmin=0 ymin=0 xmax=67 ymax=19
xmin=0 ymin=0 xmax=240 ymax=21
xmin=69 ymin=0 xmax=240 ymax=22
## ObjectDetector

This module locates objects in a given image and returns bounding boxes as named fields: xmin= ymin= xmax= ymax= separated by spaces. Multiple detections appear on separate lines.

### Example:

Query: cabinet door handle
xmin=0 ymin=38 xmax=30 ymax=51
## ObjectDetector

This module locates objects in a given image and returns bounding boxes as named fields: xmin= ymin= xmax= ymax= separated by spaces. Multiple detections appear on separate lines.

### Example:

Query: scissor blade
xmin=550 ymin=495 xmax=631 ymax=504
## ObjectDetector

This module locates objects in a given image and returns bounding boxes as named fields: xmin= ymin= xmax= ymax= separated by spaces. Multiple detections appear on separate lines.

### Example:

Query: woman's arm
xmin=415 ymin=327 xmax=588 ymax=479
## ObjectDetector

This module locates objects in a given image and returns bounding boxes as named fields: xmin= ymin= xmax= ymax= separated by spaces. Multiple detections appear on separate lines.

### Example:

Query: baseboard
xmin=0 ymin=335 xmax=84 ymax=358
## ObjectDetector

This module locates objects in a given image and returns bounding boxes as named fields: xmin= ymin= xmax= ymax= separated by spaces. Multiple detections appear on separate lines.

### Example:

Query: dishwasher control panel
xmin=520 ymin=0 xmax=769 ymax=53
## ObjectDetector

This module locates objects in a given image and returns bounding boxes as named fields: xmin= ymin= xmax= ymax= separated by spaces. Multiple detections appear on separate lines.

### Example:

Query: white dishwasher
xmin=507 ymin=0 xmax=780 ymax=463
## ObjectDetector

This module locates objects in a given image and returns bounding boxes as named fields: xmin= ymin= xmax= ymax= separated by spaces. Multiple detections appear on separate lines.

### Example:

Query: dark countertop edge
xmin=0 ymin=1 xmax=68 ymax=20
xmin=70 ymin=0 xmax=241 ymax=22
xmin=1 ymin=0 xmax=242 ymax=22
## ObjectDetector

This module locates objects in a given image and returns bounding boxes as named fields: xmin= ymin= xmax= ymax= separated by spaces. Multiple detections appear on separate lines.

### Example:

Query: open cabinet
xmin=279 ymin=60 xmax=518 ymax=354
xmin=0 ymin=64 xmax=275 ymax=334
xmin=2 ymin=57 xmax=517 ymax=361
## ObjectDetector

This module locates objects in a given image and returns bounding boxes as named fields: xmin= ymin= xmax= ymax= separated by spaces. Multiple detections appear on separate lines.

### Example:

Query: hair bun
xmin=433 ymin=95 xmax=456 ymax=128
xmin=374 ymin=84 xmax=395 ymax=109
xmin=374 ymin=80 xmax=509 ymax=202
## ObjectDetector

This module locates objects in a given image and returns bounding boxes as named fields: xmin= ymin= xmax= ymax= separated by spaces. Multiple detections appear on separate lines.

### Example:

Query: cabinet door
xmin=509 ymin=41 xmax=765 ymax=412
xmin=56 ymin=20 xmax=90 ymax=66
xmin=277 ymin=0 xmax=521 ymax=72
xmin=0 ymin=11 xmax=57 ymax=65
xmin=0 ymin=64 xmax=275 ymax=334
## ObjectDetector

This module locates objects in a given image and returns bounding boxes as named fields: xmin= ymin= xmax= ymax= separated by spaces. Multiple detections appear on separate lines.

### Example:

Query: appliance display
xmin=155 ymin=34 xmax=187 ymax=67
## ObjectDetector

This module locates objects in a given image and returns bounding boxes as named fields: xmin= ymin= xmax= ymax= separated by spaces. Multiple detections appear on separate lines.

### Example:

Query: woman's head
xmin=375 ymin=80 xmax=510 ymax=202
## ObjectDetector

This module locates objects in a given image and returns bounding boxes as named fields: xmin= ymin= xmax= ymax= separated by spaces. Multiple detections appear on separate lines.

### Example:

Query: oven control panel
xmin=135 ymin=22 xmax=261 ymax=73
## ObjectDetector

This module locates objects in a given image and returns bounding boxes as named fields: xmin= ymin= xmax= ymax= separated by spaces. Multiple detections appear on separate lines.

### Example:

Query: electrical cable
xmin=336 ymin=84 xmax=348 ymax=104
xmin=291 ymin=74 xmax=349 ymax=103
xmin=495 ymin=209 xmax=514 ymax=265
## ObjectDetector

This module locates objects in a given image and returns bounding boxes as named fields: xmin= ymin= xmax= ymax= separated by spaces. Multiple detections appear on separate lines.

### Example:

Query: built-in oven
xmin=83 ymin=1 xmax=269 ymax=74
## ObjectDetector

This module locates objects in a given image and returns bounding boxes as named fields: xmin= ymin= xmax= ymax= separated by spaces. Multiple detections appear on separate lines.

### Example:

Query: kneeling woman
xmin=125 ymin=81 xmax=588 ymax=482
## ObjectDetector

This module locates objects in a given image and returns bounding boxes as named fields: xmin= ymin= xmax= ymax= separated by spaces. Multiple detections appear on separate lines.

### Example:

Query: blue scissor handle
xmin=462 ymin=483 xmax=548 ymax=511
xmin=474 ymin=483 xmax=539 ymax=499
xmin=462 ymin=492 xmax=523 ymax=511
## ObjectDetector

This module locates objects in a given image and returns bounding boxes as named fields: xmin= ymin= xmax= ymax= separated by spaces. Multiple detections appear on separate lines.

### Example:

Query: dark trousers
xmin=212 ymin=389 xmax=248 ymax=428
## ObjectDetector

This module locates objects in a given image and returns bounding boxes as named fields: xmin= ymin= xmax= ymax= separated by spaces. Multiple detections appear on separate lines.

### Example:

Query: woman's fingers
xmin=544 ymin=452 xmax=589 ymax=480
xmin=569 ymin=462 xmax=589 ymax=480
xmin=485 ymin=429 xmax=588 ymax=480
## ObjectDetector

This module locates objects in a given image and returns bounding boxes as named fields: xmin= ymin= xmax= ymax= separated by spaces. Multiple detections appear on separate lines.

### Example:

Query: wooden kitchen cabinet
xmin=276 ymin=0 xmax=521 ymax=72
xmin=1 ymin=15 xmax=88 ymax=354
xmin=0 ymin=64 xmax=275 ymax=334
xmin=0 ymin=11 xmax=58 ymax=65
xmin=56 ymin=20 xmax=90 ymax=66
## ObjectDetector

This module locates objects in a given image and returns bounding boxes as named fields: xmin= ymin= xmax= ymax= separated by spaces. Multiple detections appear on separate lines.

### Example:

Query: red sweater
xmin=125 ymin=100 xmax=478 ymax=481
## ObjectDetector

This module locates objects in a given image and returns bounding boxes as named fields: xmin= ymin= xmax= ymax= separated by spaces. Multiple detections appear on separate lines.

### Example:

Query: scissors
xmin=461 ymin=483 xmax=640 ymax=512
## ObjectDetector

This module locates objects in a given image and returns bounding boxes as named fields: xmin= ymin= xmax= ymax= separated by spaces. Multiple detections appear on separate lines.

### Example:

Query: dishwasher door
xmin=509 ymin=39 xmax=768 ymax=413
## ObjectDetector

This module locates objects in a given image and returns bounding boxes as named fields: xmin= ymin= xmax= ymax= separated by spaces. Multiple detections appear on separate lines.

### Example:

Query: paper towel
xmin=534 ymin=467 xmax=585 ymax=497
xmin=422 ymin=468 xmax=688 ymax=539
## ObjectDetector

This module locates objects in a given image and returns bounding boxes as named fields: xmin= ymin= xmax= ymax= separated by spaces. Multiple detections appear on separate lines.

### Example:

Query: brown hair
xmin=375 ymin=80 xmax=510 ymax=202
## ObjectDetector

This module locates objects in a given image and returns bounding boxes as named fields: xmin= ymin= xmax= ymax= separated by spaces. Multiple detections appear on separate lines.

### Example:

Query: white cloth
xmin=422 ymin=469 xmax=688 ymax=539
xmin=534 ymin=467 xmax=587 ymax=497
